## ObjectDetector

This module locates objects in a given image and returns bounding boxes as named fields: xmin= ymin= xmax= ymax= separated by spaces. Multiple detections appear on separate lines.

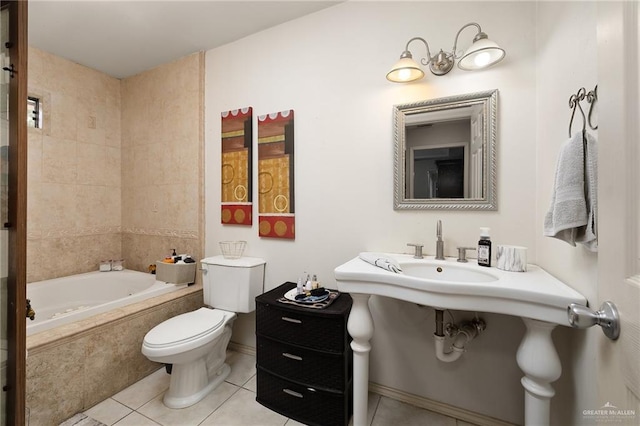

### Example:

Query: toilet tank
xmin=200 ymin=256 xmax=266 ymax=313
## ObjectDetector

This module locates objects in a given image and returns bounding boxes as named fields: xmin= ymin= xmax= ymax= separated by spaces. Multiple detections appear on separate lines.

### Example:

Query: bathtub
xmin=26 ymin=269 xmax=186 ymax=336
xmin=25 ymin=270 xmax=203 ymax=425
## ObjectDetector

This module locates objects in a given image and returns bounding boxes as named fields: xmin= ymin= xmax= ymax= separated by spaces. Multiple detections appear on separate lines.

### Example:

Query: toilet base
xmin=163 ymin=362 xmax=231 ymax=409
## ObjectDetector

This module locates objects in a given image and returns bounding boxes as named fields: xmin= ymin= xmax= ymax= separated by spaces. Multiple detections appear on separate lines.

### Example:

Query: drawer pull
xmin=281 ymin=316 xmax=302 ymax=324
xmin=283 ymin=388 xmax=303 ymax=398
xmin=282 ymin=352 xmax=302 ymax=361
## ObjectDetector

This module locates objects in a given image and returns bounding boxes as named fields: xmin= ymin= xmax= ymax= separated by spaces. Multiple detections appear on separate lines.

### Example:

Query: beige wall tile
xmin=27 ymin=47 xmax=202 ymax=289
xmin=27 ymin=129 xmax=43 ymax=184
xmin=122 ymin=233 xmax=200 ymax=274
xmin=84 ymin=321 xmax=136 ymax=407
xmin=131 ymin=142 xmax=166 ymax=187
xmin=75 ymin=185 xmax=121 ymax=229
xmin=77 ymin=142 xmax=109 ymax=185
xmin=105 ymin=145 xmax=122 ymax=187
xmin=26 ymin=183 xmax=42 ymax=238
xmin=42 ymin=136 xmax=77 ymax=184
xmin=26 ymin=238 xmax=43 ymax=283
xmin=164 ymin=139 xmax=199 ymax=185
xmin=105 ymin=86 xmax=122 ymax=148
xmin=40 ymin=183 xmax=78 ymax=231
xmin=27 ymin=47 xmax=46 ymax=89
xmin=49 ymin=91 xmax=78 ymax=140
xmin=166 ymin=183 xmax=199 ymax=230
xmin=26 ymin=338 xmax=86 ymax=425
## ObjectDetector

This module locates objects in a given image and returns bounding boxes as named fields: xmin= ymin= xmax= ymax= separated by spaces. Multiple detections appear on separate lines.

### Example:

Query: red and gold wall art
xmin=258 ymin=110 xmax=295 ymax=239
xmin=221 ymin=107 xmax=253 ymax=225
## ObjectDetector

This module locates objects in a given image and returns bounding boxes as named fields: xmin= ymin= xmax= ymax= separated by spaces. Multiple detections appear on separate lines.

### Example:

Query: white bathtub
xmin=27 ymin=270 xmax=187 ymax=336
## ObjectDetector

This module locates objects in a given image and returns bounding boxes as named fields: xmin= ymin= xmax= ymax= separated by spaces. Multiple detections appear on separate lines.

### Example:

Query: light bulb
xmin=473 ymin=52 xmax=491 ymax=68
xmin=398 ymin=68 xmax=412 ymax=81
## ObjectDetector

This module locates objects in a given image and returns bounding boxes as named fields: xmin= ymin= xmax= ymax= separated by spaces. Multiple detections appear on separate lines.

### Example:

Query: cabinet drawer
xmin=256 ymin=367 xmax=352 ymax=426
xmin=257 ymin=336 xmax=351 ymax=391
xmin=256 ymin=303 xmax=347 ymax=352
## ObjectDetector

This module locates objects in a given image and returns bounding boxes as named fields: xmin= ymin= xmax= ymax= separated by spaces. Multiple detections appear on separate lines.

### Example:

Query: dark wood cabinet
xmin=255 ymin=282 xmax=353 ymax=426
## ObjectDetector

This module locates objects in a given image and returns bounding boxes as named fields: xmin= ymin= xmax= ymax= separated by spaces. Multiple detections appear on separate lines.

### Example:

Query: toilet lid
xmin=144 ymin=307 xmax=226 ymax=348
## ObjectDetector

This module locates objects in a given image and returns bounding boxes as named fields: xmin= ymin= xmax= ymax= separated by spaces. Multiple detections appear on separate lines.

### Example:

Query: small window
xmin=27 ymin=96 xmax=40 ymax=128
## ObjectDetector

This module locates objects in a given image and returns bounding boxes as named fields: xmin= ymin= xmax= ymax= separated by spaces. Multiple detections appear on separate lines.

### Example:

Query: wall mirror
xmin=393 ymin=89 xmax=498 ymax=210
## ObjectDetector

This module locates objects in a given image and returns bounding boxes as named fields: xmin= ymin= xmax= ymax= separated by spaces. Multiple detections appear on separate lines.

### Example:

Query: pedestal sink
xmin=334 ymin=253 xmax=587 ymax=426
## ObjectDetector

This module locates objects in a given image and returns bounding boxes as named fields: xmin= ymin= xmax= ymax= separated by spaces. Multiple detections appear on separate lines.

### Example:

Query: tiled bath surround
xmin=26 ymin=48 xmax=204 ymax=282
xmin=26 ymin=285 xmax=203 ymax=426
xmin=25 ymin=49 xmax=205 ymax=424
xmin=27 ymin=47 xmax=122 ymax=283
xmin=120 ymin=53 xmax=204 ymax=274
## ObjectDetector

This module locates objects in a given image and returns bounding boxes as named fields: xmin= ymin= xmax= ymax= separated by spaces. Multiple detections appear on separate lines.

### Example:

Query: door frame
xmin=4 ymin=1 xmax=28 ymax=424
xmin=596 ymin=0 xmax=640 ymax=416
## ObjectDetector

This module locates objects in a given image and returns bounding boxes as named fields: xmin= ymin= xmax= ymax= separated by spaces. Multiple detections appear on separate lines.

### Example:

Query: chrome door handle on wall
xmin=567 ymin=301 xmax=620 ymax=340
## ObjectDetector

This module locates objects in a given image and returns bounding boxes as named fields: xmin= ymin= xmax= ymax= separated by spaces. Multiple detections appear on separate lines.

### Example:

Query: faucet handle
xmin=456 ymin=247 xmax=476 ymax=263
xmin=407 ymin=243 xmax=424 ymax=259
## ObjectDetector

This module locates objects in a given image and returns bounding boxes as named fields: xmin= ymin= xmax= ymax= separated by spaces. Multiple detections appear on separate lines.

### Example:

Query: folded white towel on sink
xmin=358 ymin=253 xmax=402 ymax=273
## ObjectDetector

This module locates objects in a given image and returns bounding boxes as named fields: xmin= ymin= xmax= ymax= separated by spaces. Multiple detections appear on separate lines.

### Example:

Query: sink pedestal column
xmin=516 ymin=318 xmax=561 ymax=426
xmin=347 ymin=294 xmax=373 ymax=426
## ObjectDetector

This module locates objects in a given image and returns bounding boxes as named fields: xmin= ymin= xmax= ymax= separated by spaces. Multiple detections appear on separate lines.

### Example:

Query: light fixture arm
xmin=404 ymin=37 xmax=433 ymax=67
xmin=404 ymin=36 xmax=454 ymax=76
xmin=451 ymin=22 xmax=483 ymax=58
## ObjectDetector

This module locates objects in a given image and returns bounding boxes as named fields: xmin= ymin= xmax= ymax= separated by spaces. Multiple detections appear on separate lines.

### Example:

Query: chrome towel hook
xmin=568 ymin=87 xmax=587 ymax=137
xmin=568 ymin=85 xmax=598 ymax=137
xmin=586 ymin=85 xmax=598 ymax=130
xmin=567 ymin=301 xmax=620 ymax=340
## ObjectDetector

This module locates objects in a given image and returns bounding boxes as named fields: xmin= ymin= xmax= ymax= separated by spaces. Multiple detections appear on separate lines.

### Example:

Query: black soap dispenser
xmin=477 ymin=227 xmax=492 ymax=267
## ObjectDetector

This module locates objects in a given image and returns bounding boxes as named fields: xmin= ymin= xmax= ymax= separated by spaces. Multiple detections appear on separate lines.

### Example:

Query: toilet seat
xmin=144 ymin=307 xmax=227 ymax=349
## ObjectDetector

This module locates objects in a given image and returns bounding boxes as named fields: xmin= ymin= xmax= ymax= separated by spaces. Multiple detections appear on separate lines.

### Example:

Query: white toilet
xmin=142 ymin=256 xmax=266 ymax=409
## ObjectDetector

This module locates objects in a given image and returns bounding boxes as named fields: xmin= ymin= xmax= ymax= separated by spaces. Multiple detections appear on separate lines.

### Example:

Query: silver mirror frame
xmin=393 ymin=89 xmax=498 ymax=210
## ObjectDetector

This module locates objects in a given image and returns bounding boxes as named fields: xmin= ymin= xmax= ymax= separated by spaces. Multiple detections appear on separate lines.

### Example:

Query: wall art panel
xmin=258 ymin=110 xmax=295 ymax=239
xmin=221 ymin=107 xmax=253 ymax=225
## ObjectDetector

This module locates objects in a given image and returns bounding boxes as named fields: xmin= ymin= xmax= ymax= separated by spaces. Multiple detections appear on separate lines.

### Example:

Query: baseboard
xmin=368 ymin=382 xmax=517 ymax=426
xmin=228 ymin=341 xmax=256 ymax=356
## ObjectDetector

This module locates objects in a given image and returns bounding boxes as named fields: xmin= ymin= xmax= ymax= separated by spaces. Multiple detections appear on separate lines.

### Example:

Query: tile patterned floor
xmin=66 ymin=351 xmax=477 ymax=426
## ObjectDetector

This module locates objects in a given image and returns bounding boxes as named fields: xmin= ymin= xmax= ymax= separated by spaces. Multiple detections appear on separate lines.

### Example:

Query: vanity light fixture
xmin=386 ymin=22 xmax=505 ymax=83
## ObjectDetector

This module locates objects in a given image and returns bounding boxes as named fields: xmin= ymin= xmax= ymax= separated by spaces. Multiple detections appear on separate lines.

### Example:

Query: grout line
xmin=195 ymin=382 xmax=243 ymax=426
xmin=108 ymin=398 xmax=132 ymax=426
xmin=132 ymin=411 xmax=162 ymax=426
xmin=370 ymin=394 xmax=382 ymax=426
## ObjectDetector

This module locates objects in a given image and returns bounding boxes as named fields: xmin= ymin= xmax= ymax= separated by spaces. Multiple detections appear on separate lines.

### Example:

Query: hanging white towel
xmin=358 ymin=252 xmax=402 ymax=273
xmin=576 ymin=131 xmax=597 ymax=251
xmin=543 ymin=131 xmax=598 ymax=251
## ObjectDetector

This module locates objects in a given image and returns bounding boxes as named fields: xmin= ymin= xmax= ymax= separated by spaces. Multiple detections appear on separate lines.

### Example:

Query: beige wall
xmin=121 ymin=52 xmax=204 ymax=273
xmin=26 ymin=48 xmax=204 ymax=282
xmin=27 ymin=47 xmax=122 ymax=282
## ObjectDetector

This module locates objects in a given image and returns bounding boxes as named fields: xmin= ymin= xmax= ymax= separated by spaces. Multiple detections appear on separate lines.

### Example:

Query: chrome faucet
xmin=435 ymin=220 xmax=445 ymax=260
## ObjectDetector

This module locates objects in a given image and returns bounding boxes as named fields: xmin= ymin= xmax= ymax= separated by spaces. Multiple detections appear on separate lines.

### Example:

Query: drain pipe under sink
xmin=433 ymin=309 xmax=486 ymax=362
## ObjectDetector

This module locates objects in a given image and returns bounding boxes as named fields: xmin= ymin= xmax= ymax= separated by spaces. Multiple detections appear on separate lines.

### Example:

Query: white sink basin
xmin=400 ymin=260 xmax=498 ymax=283
xmin=334 ymin=252 xmax=586 ymax=325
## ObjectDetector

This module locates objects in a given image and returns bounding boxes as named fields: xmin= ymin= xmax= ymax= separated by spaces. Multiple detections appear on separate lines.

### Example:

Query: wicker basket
xmin=219 ymin=240 xmax=246 ymax=259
